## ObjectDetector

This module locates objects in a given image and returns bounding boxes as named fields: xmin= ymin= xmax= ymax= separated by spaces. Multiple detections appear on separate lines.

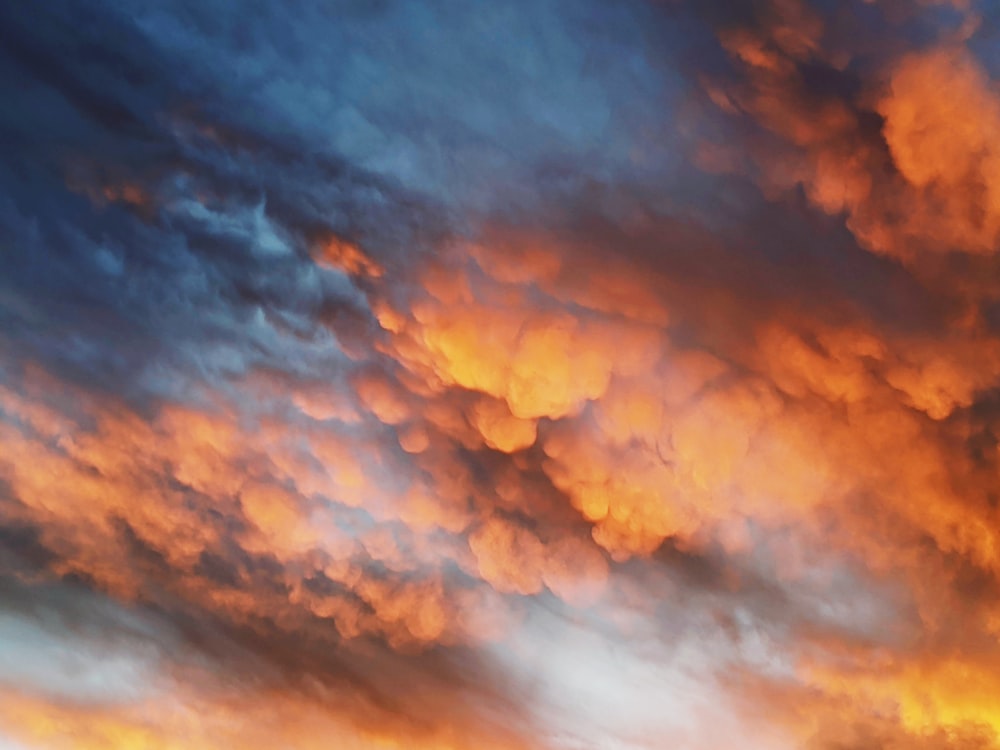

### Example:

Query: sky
xmin=2 ymin=0 xmax=1000 ymax=747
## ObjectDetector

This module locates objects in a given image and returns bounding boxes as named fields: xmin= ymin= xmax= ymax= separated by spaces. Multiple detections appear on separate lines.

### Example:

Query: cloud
xmin=4 ymin=0 xmax=1000 ymax=748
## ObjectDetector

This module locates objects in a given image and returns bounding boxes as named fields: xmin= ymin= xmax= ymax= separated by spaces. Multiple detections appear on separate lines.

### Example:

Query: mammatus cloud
xmin=3 ymin=0 xmax=1000 ymax=748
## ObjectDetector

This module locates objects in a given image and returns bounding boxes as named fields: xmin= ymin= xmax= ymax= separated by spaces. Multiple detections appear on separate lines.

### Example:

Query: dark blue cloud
xmin=0 ymin=0 xmax=693 ymax=406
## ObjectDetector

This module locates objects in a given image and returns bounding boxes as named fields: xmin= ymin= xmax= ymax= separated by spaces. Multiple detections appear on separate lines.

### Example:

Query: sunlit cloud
xmin=3 ymin=0 xmax=1000 ymax=747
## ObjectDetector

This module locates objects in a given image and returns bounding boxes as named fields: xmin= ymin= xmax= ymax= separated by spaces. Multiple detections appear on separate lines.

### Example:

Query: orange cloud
xmin=316 ymin=235 xmax=385 ymax=278
xmin=702 ymin=1 xmax=1000 ymax=265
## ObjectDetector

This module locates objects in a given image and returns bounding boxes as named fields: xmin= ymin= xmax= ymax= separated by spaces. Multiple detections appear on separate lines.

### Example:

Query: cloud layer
xmin=3 ymin=0 xmax=1000 ymax=748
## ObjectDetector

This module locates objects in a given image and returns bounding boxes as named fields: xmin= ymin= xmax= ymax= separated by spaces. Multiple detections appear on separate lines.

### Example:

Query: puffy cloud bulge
xmin=4 ymin=0 xmax=1000 ymax=748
